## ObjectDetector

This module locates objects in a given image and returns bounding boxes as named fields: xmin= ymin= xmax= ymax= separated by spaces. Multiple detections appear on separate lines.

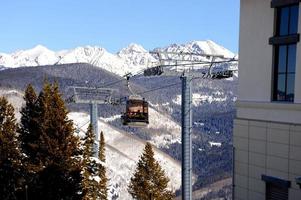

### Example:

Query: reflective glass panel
xmin=289 ymin=5 xmax=299 ymax=34
xmin=287 ymin=44 xmax=297 ymax=73
xmin=279 ymin=7 xmax=290 ymax=36
xmin=277 ymin=74 xmax=286 ymax=101
xmin=278 ymin=45 xmax=287 ymax=73
xmin=286 ymin=74 xmax=295 ymax=102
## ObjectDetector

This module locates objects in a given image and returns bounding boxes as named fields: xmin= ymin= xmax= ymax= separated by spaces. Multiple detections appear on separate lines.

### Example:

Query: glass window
xmin=273 ymin=5 xmax=299 ymax=102
xmin=289 ymin=5 xmax=299 ymax=34
xmin=266 ymin=183 xmax=289 ymax=200
xmin=277 ymin=74 xmax=286 ymax=101
xmin=279 ymin=7 xmax=289 ymax=36
xmin=287 ymin=74 xmax=295 ymax=101
xmin=287 ymin=44 xmax=296 ymax=73
xmin=273 ymin=44 xmax=297 ymax=102
xmin=278 ymin=46 xmax=287 ymax=73
xmin=277 ymin=5 xmax=299 ymax=36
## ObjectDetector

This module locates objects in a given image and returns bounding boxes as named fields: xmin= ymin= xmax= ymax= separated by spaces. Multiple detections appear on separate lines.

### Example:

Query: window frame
xmin=262 ymin=175 xmax=291 ymax=200
xmin=273 ymin=44 xmax=297 ymax=101
xmin=270 ymin=2 xmax=299 ymax=102
xmin=271 ymin=0 xmax=301 ymax=8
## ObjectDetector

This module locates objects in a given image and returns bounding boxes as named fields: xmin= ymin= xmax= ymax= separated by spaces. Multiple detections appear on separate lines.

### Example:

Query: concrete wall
xmin=234 ymin=119 xmax=301 ymax=200
xmin=238 ymin=0 xmax=274 ymax=102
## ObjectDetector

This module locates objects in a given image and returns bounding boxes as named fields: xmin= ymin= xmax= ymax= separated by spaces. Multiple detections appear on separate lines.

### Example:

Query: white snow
xmin=101 ymin=114 xmax=121 ymax=123
xmin=0 ymin=45 xmax=59 ymax=68
xmin=209 ymin=142 xmax=222 ymax=148
xmin=147 ymin=107 xmax=181 ymax=148
xmin=0 ymin=88 xmax=24 ymax=120
xmin=157 ymin=40 xmax=235 ymax=59
xmin=173 ymin=93 xmax=228 ymax=106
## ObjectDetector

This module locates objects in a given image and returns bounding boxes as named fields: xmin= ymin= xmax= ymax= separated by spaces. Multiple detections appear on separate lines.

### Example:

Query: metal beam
xmin=90 ymin=103 xmax=99 ymax=157
xmin=181 ymin=75 xmax=192 ymax=200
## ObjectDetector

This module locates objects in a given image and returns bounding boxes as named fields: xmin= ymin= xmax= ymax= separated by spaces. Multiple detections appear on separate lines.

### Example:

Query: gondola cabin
xmin=122 ymin=95 xmax=149 ymax=127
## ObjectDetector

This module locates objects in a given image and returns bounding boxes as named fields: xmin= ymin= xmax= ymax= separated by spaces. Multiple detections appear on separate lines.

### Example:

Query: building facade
xmin=234 ymin=0 xmax=301 ymax=199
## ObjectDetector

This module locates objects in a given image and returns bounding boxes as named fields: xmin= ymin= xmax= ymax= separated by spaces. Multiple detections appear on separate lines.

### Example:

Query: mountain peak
xmin=32 ymin=44 xmax=48 ymax=50
xmin=25 ymin=45 xmax=52 ymax=54
xmin=118 ymin=43 xmax=147 ymax=55
xmin=188 ymin=40 xmax=235 ymax=58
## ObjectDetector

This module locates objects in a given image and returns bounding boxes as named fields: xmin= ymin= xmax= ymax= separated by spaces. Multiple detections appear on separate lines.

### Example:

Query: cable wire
xmin=137 ymin=82 xmax=180 ymax=95
xmin=98 ymin=58 xmax=238 ymax=88
xmin=100 ymin=68 xmax=146 ymax=88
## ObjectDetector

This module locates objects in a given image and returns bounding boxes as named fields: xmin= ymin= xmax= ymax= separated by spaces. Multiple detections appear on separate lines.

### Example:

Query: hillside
xmin=69 ymin=112 xmax=183 ymax=199
xmin=0 ymin=87 xmax=184 ymax=199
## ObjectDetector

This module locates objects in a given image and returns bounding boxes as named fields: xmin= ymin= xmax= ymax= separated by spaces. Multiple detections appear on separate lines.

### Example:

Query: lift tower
xmin=70 ymin=86 xmax=116 ymax=157
xmin=145 ymin=51 xmax=237 ymax=200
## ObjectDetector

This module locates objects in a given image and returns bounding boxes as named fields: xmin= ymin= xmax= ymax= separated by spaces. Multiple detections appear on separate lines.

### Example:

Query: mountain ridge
xmin=0 ymin=40 xmax=235 ymax=76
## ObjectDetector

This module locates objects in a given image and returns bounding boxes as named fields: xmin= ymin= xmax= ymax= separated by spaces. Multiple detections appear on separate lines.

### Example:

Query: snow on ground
xmin=172 ymin=93 xmax=228 ymax=106
xmin=209 ymin=142 xmax=222 ymax=148
xmin=101 ymin=114 xmax=121 ymax=123
xmin=0 ymin=88 xmax=24 ymax=120
xmin=147 ymin=107 xmax=181 ymax=148
xmin=69 ymin=112 xmax=182 ymax=200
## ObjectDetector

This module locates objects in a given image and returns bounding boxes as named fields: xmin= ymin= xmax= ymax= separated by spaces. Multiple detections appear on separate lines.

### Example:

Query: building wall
xmin=234 ymin=119 xmax=301 ymax=200
xmin=238 ymin=0 xmax=274 ymax=102
xmin=237 ymin=0 xmax=301 ymax=123
xmin=235 ymin=0 xmax=301 ymax=199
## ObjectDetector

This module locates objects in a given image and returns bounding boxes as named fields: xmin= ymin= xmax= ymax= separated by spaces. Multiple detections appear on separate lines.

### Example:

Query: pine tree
xmin=98 ymin=131 xmax=108 ymax=200
xmin=82 ymin=124 xmax=98 ymax=200
xmin=0 ymin=97 xmax=24 ymax=200
xmin=19 ymin=81 xmax=82 ymax=200
xmin=18 ymin=84 xmax=39 ymax=169
xmin=128 ymin=142 xmax=174 ymax=200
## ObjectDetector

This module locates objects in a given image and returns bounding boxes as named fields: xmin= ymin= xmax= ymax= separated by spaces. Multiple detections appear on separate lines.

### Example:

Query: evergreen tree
xmin=18 ymin=84 xmax=39 ymax=170
xmin=0 ymin=97 xmax=23 ymax=200
xmin=128 ymin=142 xmax=174 ymax=200
xmin=98 ymin=131 xmax=108 ymax=200
xmin=98 ymin=132 xmax=106 ymax=162
xmin=19 ymin=81 xmax=82 ymax=200
xmin=82 ymin=124 xmax=98 ymax=200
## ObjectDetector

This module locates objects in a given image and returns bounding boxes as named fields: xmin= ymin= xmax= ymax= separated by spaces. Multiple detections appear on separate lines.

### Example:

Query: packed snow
xmin=209 ymin=142 xmax=222 ymax=148
xmin=172 ymin=93 xmax=230 ymax=106
xmin=0 ymin=89 xmax=24 ymax=119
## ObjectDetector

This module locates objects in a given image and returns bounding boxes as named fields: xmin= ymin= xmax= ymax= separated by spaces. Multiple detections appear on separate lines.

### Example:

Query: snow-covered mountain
xmin=0 ymin=45 xmax=59 ymax=67
xmin=157 ymin=40 xmax=236 ymax=59
xmin=0 ymin=40 xmax=236 ymax=76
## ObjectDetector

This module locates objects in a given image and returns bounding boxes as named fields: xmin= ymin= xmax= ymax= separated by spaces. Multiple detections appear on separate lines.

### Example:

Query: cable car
xmin=122 ymin=95 xmax=149 ymax=127
xmin=211 ymin=70 xmax=234 ymax=79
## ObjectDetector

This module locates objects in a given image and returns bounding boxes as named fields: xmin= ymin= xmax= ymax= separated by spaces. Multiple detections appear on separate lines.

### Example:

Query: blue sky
xmin=0 ymin=0 xmax=240 ymax=53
